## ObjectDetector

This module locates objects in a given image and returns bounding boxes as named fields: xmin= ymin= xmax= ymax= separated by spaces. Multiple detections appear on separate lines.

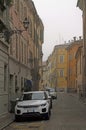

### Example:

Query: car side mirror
xmin=48 ymin=96 xmax=51 ymax=99
xmin=16 ymin=98 xmax=19 ymax=102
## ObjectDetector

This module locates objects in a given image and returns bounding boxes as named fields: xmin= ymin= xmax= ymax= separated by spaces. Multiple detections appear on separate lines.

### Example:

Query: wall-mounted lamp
xmin=1 ymin=17 xmax=29 ymax=42
xmin=23 ymin=17 xmax=29 ymax=30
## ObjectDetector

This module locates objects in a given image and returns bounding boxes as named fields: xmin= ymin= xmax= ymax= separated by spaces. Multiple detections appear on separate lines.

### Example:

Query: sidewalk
xmin=0 ymin=113 xmax=14 ymax=130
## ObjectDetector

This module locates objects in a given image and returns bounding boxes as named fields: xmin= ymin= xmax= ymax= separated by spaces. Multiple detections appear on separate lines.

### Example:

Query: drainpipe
xmin=82 ymin=0 xmax=86 ymax=98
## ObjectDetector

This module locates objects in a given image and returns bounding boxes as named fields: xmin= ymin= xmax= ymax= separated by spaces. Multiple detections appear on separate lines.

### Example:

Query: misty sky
xmin=32 ymin=0 xmax=83 ymax=61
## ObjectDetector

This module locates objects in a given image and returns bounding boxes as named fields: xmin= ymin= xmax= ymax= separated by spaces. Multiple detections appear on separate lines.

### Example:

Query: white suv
xmin=15 ymin=91 xmax=51 ymax=121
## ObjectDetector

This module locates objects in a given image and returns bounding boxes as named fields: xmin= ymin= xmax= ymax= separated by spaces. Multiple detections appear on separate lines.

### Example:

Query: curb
xmin=0 ymin=113 xmax=14 ymax=130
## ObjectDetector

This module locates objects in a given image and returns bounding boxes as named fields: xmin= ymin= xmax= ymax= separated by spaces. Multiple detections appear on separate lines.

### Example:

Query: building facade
xmin=75 ymin=46 xmax=83 ymax=96
xmin=55 ymin=44 xmax=68 ymax=92
xmin=0 ymin=0 xmax=10 ymax=117
xmin=0 ymin=0 xmax=44 ymax=115
xmin=67 ymin=37 xmax=83 ymax=93
xmin=8 ymin=0 xmax=44 ymax=111
xmin=77 ymin=0 xmax=86 ymax=97
xmin=44 ymin=44 xmax=68 ymax=92
xmin=49 ymin=47 xmax=57 ymax=89
xmin=42 ymin=55 xmax=52 ymax=88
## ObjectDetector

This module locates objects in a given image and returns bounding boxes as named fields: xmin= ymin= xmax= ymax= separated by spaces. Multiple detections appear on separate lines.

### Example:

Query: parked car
xmin=45 ymin=91 xmax=52 ymax=109
xmin=49 ymin=88 xmax=57 ymax=99
xmin=45 ymin=87 xmax=57 ymax=99
xmin=15 ymin=91 xmax=51 ymax=121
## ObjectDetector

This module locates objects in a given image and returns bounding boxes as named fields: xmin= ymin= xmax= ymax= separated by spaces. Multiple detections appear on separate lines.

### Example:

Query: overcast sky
xmin=32 ymin=0 xmax=82 ymax=61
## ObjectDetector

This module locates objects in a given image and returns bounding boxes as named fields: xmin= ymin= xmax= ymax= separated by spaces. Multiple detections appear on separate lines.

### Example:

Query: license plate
xmin=27 ymin=108 xmax=34 ymax=112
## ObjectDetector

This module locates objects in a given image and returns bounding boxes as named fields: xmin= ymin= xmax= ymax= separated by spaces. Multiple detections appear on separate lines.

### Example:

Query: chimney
xmin=68 ymin=40 xmax=70 ymax=43
xmin=79 ymin=36 xmax=81 ymax=40
xmin=73 ymin=37 xmax=76 ymax=41
xmin=64 ymin=41 xmax=66 ymax=44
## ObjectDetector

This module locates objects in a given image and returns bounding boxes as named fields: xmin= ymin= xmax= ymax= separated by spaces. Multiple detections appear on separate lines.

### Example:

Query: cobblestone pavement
xmin=0 ymin=113 xmax=14 ymax=130
xmin=44 ymin=92 xmax=86 ymax=130
xmin=3 ymin=92 xmax=86 ymax=130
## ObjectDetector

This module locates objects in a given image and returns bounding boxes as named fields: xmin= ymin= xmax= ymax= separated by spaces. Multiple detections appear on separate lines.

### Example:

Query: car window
xmin=23 ymin=93 xmax=32 ymax=100
xmin=32 ymin=93 xmax=44 ymax=100
xmin=22 ymin=92 xmax=45 ymax=100
xmin=50 ymin=89 xmax=55 ymax=92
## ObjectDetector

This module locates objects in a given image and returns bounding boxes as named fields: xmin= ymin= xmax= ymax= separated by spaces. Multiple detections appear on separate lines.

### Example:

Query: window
xmin=24 ymin=78 xmax=26 ymax=87
xmin=15 ymin=75 xmax=18 ymax=92
xmin=24 ymin=7 xmax=27 ymax=17
xmin=16 ymin=0 xmax=19 ymax=12
xmin=9 ymin=37 xmax=13 ymax=55
xmin=40 ymin=29 xmax=43 ymax=42
xmin=29 ymin=18 xmax=32 ymax=37
xmin=69 ymin=69 xmax=72 ymax=76
xmin=69 ymin=54 xmax=72 ymax=61
xmin=21 ymin=41 xmax=23 ymax=63
xmin=59 ymin=55 xmax=64 ymax=63
xmin=24 ymin=44 xmax=27 ymax=64
xmin=21 ymin=77 xmax=23 ymax=91
xmin=59 ymin=69 xmax=64 ymax=77
xmin=20 ymin=2 xmax=23 ymax=21
xmin=4 ymin=64 xmax=7 ymax=91
xmin=16 ymin=35 xmax=18 ymax=59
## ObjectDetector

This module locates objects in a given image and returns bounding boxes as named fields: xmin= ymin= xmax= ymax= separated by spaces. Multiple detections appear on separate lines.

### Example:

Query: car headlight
xmin=17 ymin=105 xmax=23 ymax=108
xmin=41 ymin=103 xmax=47 ymax=107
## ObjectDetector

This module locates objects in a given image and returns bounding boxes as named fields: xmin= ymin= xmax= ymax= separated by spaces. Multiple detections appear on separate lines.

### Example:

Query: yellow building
xmin=67 ymin=37 xmax=82 ymax=93
xmin=77 ymin=0 xmax=86 ymax=98
xmin=49 ymin=47 xmax=57 ymax=89
xmin=47 ymin=44 xmax=68 ymax=92
xmin=55 ymin=45 xmax=68 ymax=92
xmin=75 ymin=46 xmax=83 ymax=96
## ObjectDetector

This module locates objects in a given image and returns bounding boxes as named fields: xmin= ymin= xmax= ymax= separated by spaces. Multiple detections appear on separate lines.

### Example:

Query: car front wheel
xmin=15 ymin=115 xmax=20 ymax=122
xmin=44 ymin=109 xmax=51 ymax=120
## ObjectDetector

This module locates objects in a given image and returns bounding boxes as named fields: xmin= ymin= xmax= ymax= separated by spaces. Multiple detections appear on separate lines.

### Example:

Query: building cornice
xmin=77 ymin=0 xmax=83 ymax=10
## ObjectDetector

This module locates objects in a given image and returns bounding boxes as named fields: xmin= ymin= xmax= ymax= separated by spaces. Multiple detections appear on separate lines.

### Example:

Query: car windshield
xmin=22 ymin=92 xmax=45 ymax=100
xmin=50 ymin=89 xmax=55 ymax=92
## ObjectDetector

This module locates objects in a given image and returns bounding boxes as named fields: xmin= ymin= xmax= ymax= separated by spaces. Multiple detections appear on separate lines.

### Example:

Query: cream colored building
xmin=0 ymin=0 xmax=10 ymax=118
xmin=42 ymin=61 xmax=48 ymax=89
xmin=0 ymin=0 xmax=44 ymax=115
xmin=8 ymin=0 xmax=44 ymax=111
xmin=77 ymin=0 xmax=86 ymax=97
xmin=75 ymin=46 xmax=83 ymax=96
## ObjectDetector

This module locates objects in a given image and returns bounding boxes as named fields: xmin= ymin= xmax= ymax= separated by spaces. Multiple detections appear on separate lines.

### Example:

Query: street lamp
xmin=23 ymin=17 xmax=29 ymax=30
xmin=1 ymin=17 xmax=29 ymax=42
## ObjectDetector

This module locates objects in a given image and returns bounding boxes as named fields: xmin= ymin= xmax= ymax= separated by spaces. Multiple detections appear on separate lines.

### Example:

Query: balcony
xmin=0 ymin=0 xmax=6 ymax=11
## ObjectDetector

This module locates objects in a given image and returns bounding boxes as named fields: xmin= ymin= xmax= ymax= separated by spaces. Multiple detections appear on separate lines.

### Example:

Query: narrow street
xmin=3 ymin=92 xmax=86 ymax=130
xmin=44 ymin=92 xmax=86 ymax=130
